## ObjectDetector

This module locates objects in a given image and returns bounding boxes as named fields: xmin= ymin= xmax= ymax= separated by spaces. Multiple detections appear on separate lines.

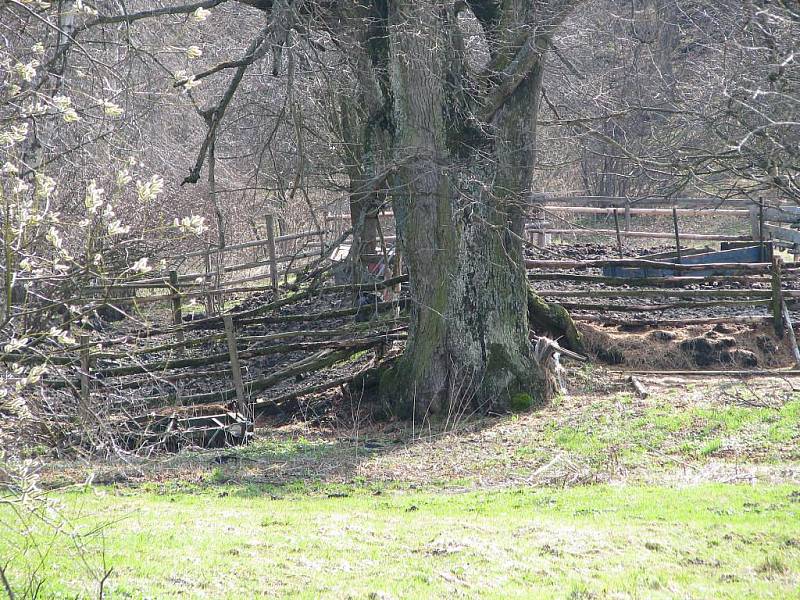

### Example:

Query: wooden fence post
xmin=265 ymin=214 xmax=280 ymax=299
xmin=223 ymin=315 xmax=250 ymax=420
xmin=203 ymin=246 xmax=214 ymax=316
xmin=79 ymin=334 xmax=92 ymax=423
xmin=771 ymin=255 xmax=785 ymax=338
xmin=759 ymin=198 xmax=765 ymax=261
xmin=320 ymin=210 xmax=329 ymax=258
xmin=672 ymin=207 xmax=682 ymax=264
xmin=612 ymin=208 xmax=624 ymax=258
xmin=624 ymin=199 xmax=631 ymax=232
xmin=749 ymin=204 xmax=760 ymax=242
xmin=214 ymin=247 xmax=224 ymax=312
xmin=169 ymin=270 xmax=185 ymax=351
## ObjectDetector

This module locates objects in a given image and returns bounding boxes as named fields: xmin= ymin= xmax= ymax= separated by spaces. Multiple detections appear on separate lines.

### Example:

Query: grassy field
xmin=2 ymin=483 xmax=799 ymax=599
xmin=2 ymin=374 xmax=799 ymax=598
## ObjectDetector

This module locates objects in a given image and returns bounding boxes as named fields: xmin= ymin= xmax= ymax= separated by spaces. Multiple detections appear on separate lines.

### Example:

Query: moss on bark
xmin=527 ymin=286 xmax=584 ymax=353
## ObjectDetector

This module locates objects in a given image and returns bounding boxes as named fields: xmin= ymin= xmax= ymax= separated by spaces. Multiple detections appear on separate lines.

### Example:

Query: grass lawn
xmin=2 ymin=482 xmax=799 ymax=599
xmin=3 ymin=376 xmax=799 ymax=598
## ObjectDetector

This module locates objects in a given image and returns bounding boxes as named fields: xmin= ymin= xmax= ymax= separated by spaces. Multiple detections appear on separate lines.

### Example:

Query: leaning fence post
xmin=265 ymin=214 xmax=280 ymax=299
xmin=79 ymin=334 xmax=91 ymax=423
xmin=781 ymin=303 xmax=800 ymax=368
xmin=771 ymin=256 xmax=785 ymax=338
xmin=169 ymin=270 xmax=185 ymax=351
xmin=223 ymin=315 xmax=249 ymax=420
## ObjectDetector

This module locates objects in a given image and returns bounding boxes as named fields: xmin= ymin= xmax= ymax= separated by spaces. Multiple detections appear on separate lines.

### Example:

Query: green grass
xmin=2 ymin=483 xmax=799 ymax=599
xmin=533 ymin=393 xmax=800 ymax=465
xmin=4 ymin=380 xmax=798 ymax=597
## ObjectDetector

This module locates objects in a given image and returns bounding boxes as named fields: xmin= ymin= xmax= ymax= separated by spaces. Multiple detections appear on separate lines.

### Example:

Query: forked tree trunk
xmin=381 ymin=0 xmax=558 ymax=416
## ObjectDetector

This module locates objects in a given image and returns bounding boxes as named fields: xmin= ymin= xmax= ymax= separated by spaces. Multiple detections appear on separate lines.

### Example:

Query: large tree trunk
xmin=381 ymin=0 xmax=557 ymax=416
xmin=336 ymin=2 xmax=391 ymax=286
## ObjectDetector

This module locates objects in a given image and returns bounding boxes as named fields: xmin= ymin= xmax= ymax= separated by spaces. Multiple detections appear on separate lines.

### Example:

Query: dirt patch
xmin=578 ymin=322 xmax=793 ymax=370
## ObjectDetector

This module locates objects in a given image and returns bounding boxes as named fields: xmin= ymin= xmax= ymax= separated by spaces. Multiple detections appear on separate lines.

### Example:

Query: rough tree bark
xmin=380 ymin=0 xmax=580 ymax=416
xmin=335 ymin=2 xmax=392 ymax=285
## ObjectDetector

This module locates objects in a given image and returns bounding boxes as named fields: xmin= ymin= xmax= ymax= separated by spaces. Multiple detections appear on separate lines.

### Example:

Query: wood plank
xmin=764 ymin=224 xmax=800 ymax=244
xmin=524 ymin=227 xmax=749 ymax=242
xmin=541 ymin=206 xmax=748 ymax=216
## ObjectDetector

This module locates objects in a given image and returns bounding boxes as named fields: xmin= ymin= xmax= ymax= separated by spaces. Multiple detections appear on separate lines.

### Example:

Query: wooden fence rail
xmin=524 ymin=227 xmax=750 ymax=242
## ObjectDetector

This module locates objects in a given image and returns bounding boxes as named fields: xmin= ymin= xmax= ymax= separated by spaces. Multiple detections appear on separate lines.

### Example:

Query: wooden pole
xmin=612 ymin=208 xmax=624 ymax=258
xmin=320 ymin=210 xmax=329 ymax=258
xmin=749 ymin=205 xmax=761 ymax=242
xmin=759 ymin=198 xmax=765 ymax=262
xmin=223 ymin=315 xmax=250 ymax=420
xmin=203 ymin=246 xmax=214 ymax=316
xmin=79 ymin=334 xmax=91 ymax=423
xmin=169 ymin=270 xmax=185 ymax=351
xmin=772 ymin=256 xmax=785 ymax=337
xmin=672 ymin=207 xmax=682 ymax=264
xmin=781 ymin=303 xmax=800 ymax=368
xmin=265 ymin=214 xmax=279 ymax=299
xmin=624 ymin=199 xmax=631 ymax=232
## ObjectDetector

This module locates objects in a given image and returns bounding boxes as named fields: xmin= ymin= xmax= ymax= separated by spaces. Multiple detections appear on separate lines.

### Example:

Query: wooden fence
xmin=524 ymin=195 xmax=800 ymax=251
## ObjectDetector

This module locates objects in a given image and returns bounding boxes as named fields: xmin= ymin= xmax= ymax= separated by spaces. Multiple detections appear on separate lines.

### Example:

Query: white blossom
xmin=53 ymin=95 xmax=72 ymax=111
xmin=14 ymin=60 xmax=38 ymax=82
xmin=131 ymin=257 xmax=152 ymax=273
xmin=181 ymin=76 xmax=201 ymax=91
xmin=48 ymin=328 xmax=75 ymax=345
xmin=101 ymin=99 xmax=124 ymax=117
xmin=0 ymin=124 xmax=29 ymax=147
xmin=17 ymin=364 xmax=47 ymax=391
xmin=11 ymin=178 xmax=30 ymax=195
xmin=191 ymin=7 xmax=211 ymax=21
xmin=84 ymin=181 xmax=104 ymax=214
xmin=62 ymin=107 xmax=80 ymax=122
xmin=107 ymin=220 xmax=130 ymax=236
xmin=174 ymin=215 xmax=207 ymax=235
xmin=186 ymin=46 xmax=203 ymax=59
xmin=116 ymin=168 xmax=132 ymax=187
xmin=45 ymin=227 xmax=63 ymax=249
xmin=4 ymin=338 xmax=29 ymax=353
xmin=75 ymin=0 xmax=97 ymax=16
xmin=35 ymin=173 xmax=56 ymax=199
xmin=136 ymin=175 xmax=164 ymax=202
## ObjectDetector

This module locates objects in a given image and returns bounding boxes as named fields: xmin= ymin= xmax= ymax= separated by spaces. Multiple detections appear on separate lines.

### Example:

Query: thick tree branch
xmin=182 ymin=27 xmax=272 ymax=184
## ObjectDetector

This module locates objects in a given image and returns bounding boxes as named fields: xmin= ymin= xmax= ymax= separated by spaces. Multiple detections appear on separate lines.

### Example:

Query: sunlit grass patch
xmin=1 ymin=483 xmax=798 ymax=599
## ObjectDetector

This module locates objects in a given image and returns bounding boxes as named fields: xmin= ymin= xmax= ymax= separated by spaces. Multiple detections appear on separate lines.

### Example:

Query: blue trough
xmin=602 ymin=243 xmax=770 ymax=278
